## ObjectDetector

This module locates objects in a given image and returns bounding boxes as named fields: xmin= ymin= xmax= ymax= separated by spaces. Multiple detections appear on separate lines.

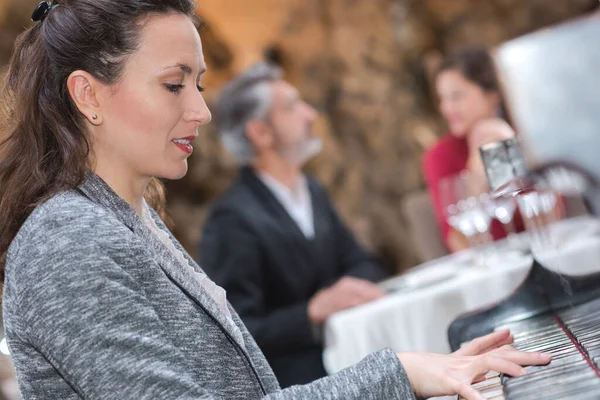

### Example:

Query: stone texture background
xmin=1 ymin=0 xmax=598 ymax=273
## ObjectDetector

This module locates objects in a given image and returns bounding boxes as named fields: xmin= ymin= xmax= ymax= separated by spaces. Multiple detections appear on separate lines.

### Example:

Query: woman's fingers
xmin=478 ymin=349 xmax=550 ymax=379
xmin=450 ymin=378 xmax=485 ymax=400
xmin=398 ymin=347 xmax=552 ymax=400
xmin=490 ymin=347 xmax=552 ymax=367
xmin=480 ymin=334 xmax=514 ymax=354
xmin=454 ymin=330 xmax=513 ymax=356
xmin=478 ymin=354 xmax=529 ymax=378
xmin=457 ymin=351 xmax=551 ymax=398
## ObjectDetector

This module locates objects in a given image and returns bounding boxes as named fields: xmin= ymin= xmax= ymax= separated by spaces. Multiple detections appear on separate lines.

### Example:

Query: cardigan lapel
xmin=76 ymin=173 xmax=248 ymax=352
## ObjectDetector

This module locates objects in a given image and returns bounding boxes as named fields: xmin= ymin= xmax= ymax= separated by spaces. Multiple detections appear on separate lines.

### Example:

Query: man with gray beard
xmin=200 ymin=63 xmax=388 ymax=388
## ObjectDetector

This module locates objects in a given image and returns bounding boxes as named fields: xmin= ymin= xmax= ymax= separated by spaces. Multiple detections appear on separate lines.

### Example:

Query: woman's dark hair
xmin=0 ymin=0 xmax=199 ymax=282
xmin=437 ymin=46 xmax=500 ymax=93
xmin=436 ymin=46 xmax=508 ymax=120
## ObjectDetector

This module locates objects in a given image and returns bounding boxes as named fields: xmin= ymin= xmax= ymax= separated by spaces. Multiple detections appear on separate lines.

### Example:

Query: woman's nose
xmin=185 ymin=95 xmax=212 ymax=126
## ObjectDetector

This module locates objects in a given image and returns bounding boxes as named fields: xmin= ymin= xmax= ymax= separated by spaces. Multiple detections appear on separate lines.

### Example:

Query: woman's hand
xmin=452 ymin=329 xmax=514 ymax=357
xmin=466 ymin=118 xmax=516 ymax=184
xmin=398 ymin=330 xmax=551 ymax=400
xmin=468 ymin=118 xmax=515 ymax=152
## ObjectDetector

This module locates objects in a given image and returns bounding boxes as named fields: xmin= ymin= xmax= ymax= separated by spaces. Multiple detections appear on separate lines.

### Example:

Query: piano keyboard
xmin=462 ymin=297 xmax=600 ymax=400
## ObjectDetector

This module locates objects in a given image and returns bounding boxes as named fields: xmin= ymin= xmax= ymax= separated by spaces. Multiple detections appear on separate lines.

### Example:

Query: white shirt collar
xmin=258 ymin=171 xmax=315 ymax=239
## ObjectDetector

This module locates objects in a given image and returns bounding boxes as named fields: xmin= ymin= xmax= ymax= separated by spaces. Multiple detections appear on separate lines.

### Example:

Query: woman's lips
xmin=172 ymin=136 xmax=196 ymax=155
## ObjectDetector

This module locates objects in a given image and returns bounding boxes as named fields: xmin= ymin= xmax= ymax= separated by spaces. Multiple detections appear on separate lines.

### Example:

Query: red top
xmin=422 ymin=134 xmax=521 ymax=249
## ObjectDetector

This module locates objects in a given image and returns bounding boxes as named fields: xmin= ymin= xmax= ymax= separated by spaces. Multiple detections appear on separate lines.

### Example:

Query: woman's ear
xmin=67 ymin=70 xmax=104 ymax=125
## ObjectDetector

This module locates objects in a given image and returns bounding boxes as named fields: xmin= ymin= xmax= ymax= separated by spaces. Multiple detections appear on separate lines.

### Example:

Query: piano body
xmin=448 ymin=10 xmax=600 ymax=400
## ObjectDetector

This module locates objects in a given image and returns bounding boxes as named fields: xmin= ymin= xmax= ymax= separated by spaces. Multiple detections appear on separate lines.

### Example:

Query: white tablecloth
xmin=323 ymin=216 xmax=600 ymax=375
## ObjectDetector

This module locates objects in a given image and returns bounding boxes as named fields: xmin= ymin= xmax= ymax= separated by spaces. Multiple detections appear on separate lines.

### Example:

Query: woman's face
xmin=436 ymin=69 xmax=499 ymax=138
xmin=91 ymin=13 xmax=211 ymax=181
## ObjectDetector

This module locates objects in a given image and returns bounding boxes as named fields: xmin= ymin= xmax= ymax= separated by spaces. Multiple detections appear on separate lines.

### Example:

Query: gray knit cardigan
xmin=3 ymin=173 xmax=417 ymax=400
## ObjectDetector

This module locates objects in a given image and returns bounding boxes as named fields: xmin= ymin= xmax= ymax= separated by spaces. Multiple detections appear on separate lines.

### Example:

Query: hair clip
xmin=31 ymin=1 xmax=59 ymax=23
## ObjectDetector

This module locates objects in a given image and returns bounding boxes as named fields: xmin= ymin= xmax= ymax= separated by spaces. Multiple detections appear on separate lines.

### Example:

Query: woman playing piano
xmin=0 ymin=1 xmax=549 ymax=399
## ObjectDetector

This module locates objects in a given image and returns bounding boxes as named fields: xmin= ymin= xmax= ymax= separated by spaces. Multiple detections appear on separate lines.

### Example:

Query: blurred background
xmin=1 ymin=0 xmax=597 ymax=274
xmin=1 ymin=0 xmax=599 ymax=398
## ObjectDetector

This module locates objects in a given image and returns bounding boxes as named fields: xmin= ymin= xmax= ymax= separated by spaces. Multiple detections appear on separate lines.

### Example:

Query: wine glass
xmin=516 ymin=189 xmax=563 ymax=253
xmin=439 ymin=171 xmax=493 ymax=258
xmin=483 ymin=193 xmax=519 ymax=241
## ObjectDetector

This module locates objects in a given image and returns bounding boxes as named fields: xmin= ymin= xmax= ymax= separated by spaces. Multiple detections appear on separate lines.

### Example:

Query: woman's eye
xmin=165 ymin=84 xmax=184 ymax=94
xmin=197 ymin=85 xmax=206 ymax=93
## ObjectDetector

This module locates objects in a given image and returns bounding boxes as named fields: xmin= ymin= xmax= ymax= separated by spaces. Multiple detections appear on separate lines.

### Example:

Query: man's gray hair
xmin=215 ymin=63 xmax=283 ymax=164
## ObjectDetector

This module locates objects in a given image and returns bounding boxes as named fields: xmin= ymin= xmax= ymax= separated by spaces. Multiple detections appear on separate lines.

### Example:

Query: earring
xmin=92 ymin=114 xmax=98 ymax=120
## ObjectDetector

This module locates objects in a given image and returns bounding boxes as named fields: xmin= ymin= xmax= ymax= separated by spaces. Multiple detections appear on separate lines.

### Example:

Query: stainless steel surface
xmin=494 ymin=12 xmax=600 ymax=183
xmin=494 ymin=12 xmax=600 ymax=214
xmin=480 ymin=138 xmax=528 ymax=192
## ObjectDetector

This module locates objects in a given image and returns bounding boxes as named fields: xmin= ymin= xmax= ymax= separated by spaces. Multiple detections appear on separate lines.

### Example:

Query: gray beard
xmin=277 ymin=137 xmax=323 ymax=166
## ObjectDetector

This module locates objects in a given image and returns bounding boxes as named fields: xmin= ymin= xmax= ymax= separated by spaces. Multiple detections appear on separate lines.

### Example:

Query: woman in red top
xmin=423 ymin=47 xmax=521 ymax=253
